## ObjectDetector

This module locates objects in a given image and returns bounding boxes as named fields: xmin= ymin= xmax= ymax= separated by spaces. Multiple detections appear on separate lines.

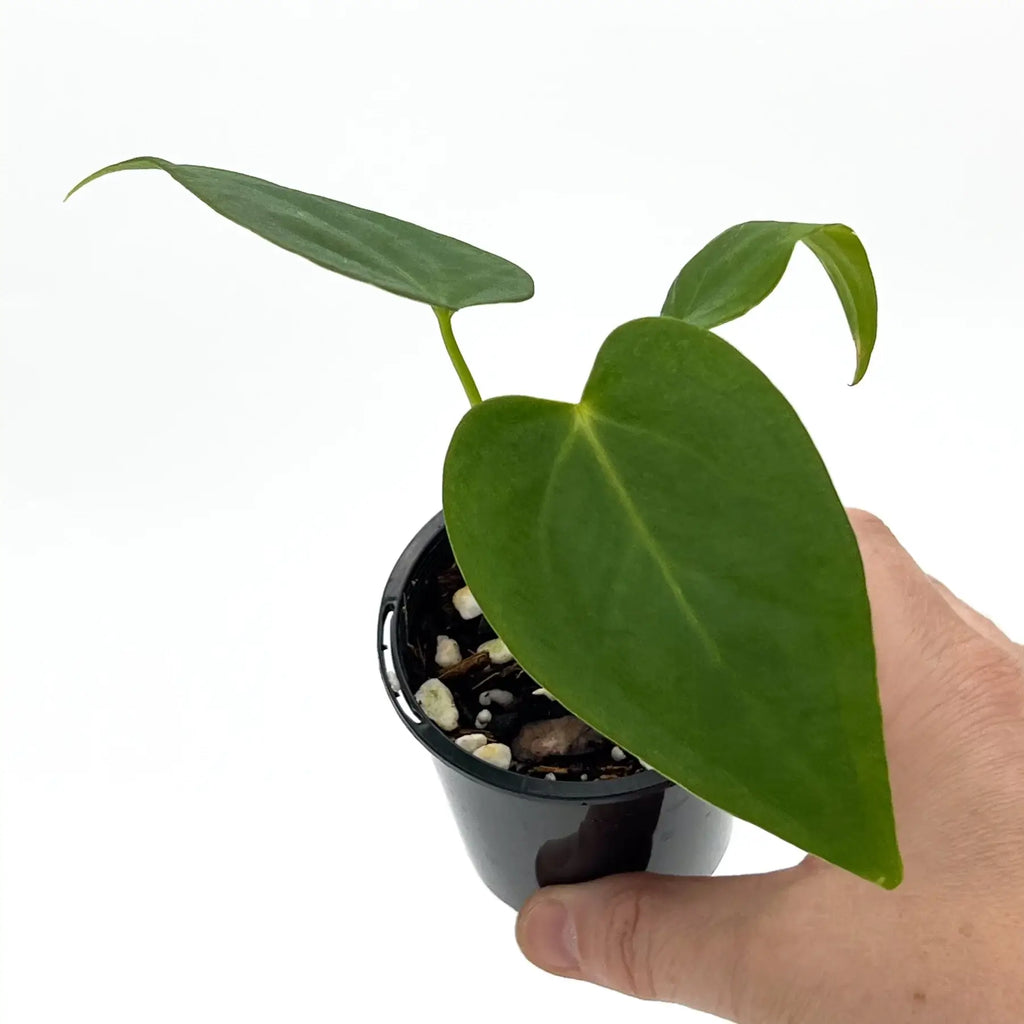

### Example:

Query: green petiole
xmin=433 ymin=306 xmax=482 ymax=407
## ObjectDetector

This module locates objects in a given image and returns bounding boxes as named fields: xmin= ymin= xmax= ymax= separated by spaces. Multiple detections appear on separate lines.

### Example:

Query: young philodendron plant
xmin=67 ymin=157 xmax=901 ymax=888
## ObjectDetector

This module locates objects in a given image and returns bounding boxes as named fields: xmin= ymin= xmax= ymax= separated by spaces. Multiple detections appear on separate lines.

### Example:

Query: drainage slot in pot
xmin=379 ymin=608 xmax=422 ymax=724
xmin=380 ymin=609 xmax=399 ymax=692
xmin=393 ymin=690 xmax=422 ymax=724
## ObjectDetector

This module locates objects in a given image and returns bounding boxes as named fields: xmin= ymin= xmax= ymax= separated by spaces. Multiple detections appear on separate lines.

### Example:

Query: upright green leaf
xmin=66 ymin=157 xmax=534 ymax=311
xmin=662 ymin=221 xmax=877 ymax=383
xmin=444 ymin=316 xmax=901 ymax=887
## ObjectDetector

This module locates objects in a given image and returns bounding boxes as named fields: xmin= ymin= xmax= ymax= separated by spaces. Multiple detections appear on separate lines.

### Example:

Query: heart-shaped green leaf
xmin=66 ymin=157 xmax=534 ymax=310
xmin=662 ymin=222 xmax=877 ymax=384
xmin=443 ymin=316 xmax=901 ymax=886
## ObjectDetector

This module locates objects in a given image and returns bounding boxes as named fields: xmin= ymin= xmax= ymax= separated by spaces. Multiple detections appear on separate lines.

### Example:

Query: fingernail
xmin=520 ymin=898 xmax=579 ymax=972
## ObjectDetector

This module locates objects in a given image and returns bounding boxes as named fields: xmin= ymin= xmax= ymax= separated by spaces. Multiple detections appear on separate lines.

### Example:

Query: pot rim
xmin=378 ymin=510 xmax=675 ymax=804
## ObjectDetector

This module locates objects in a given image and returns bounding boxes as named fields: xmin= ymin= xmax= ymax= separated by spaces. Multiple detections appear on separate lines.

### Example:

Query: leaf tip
xmin=63 ymin=167 xmax=115 ymax=204
xmin=864 ymin=819 xmax=903 ymax=888
xmin=876 ymin=857 xmax=904 ymax=890
xmin=849 ymin=347 xmax=873 ymax=386
xmin=63 ymin=156 xmax=167 ymax=205
xmin=63 ymin=177 xmax=89 ymax=203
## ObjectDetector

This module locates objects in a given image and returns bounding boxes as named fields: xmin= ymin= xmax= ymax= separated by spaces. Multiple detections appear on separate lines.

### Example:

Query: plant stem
xmin=433 ymin=306 xmax=482 ymax=407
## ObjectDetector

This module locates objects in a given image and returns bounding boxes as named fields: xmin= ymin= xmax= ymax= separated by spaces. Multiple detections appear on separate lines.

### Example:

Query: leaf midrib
xmin=575 ymin=404 xmax=720 ymax=661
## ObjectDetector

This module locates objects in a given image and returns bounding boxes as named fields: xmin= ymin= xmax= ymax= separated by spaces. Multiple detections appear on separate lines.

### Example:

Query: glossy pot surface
xmin=378 ymin=512 xmax=731 ymax=909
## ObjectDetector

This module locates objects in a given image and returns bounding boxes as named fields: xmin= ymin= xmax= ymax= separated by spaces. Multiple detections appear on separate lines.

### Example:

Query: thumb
xmin=516 ymin=869 xmax=798 ymax=1017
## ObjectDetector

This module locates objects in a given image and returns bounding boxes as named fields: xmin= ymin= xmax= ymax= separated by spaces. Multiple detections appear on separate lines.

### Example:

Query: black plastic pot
xmin=377 ymin=512 xmax=732 ymax=910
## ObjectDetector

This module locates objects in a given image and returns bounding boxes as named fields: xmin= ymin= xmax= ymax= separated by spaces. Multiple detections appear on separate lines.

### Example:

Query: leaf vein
xmin=575 ymin=406 xmax=721 ymax=662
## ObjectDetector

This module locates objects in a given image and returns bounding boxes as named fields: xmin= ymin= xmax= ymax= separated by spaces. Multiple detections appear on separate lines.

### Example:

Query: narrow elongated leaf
xmin=662 ymin=221 xmax=877 ymax=383
xmin=444 ymin=316 xmax=901 ymax=886
xmin=66 ymin=157 xmax=534 ymax=310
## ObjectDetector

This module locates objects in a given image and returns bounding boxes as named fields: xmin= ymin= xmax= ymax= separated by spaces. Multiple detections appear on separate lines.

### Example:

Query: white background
xmin=2 ymin=2 xmax=1022 ymax=1021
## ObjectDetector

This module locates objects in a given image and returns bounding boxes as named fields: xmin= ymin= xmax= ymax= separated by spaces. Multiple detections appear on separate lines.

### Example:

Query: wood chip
xmin=439 ymin=651 xmax=490 ymax=681
xmin=512 ymin=715 xmax=603 ymax=762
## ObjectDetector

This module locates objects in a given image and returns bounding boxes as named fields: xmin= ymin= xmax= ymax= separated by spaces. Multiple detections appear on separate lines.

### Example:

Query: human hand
xmin=516 ymin=510 xmax=1024 ymax=1022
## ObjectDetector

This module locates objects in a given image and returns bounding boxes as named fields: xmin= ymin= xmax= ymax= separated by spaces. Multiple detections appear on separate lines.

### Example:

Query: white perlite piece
xmin=544 ymin=773 xmax=556 ymax=782
xmin=414 ymin=678 xmax=459 ymax=731
xmin=479 ymin=688 xmax=515 ymax=708
xmin=473 ymin=743 xmax=512 ymax=770
xmin=455 ymin=733 xmax=488 ymax=754
xmin=475 ymin=709 xmax=492 ymax=728
xmin=580 ymin=774 xmax=589 ymax=782
xmin=434 ymin=635 xmax=461 ymax=669
xmin=610 ymin=746 xmax=627 ymax=762
xmin=477 ymin=638 xmax=513 ymax=665
xmin=453 ymin=586 xmax=482 ymax=620
xmin=386 ymin=670 xmax=401 ymax=695
xmin=532 ymin=687 xmax=556 ymax=700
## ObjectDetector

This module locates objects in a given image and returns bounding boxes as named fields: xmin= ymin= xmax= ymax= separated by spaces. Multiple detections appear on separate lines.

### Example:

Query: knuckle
xmin=846 ymin=507 xmax=890 ymax=539
xmin=923 ymin=639 xmax=1024 ymax=772
xmin=599 ymin=883 xmax=660 ymax=1000
xmin=958 ymin=646 xmax=1024 ymax=721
